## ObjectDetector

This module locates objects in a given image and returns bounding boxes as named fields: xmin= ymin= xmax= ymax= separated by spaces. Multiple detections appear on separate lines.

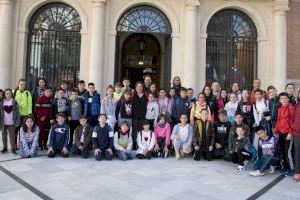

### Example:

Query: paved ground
xmin=0 ymin=150 xmax=299 ymax=200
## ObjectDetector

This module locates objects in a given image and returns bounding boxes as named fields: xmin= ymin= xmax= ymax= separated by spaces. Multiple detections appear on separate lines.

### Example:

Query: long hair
xmin=22 ymin=116 xmax=37 ymax=132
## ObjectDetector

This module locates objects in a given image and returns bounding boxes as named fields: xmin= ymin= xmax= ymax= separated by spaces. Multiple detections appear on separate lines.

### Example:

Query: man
xmin=143 ymin=74 xmax=152 ymax=92
xmin=250 ymin=79 xmax=268 ymax=103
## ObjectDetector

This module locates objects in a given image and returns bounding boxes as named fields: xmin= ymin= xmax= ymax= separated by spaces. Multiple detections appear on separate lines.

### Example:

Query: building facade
xmin=0 ymin=0 xmax=297 ymax=94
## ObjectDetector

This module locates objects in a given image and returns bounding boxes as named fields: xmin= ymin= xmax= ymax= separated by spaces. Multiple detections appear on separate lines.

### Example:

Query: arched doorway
xmin=116 ymin=5 xmax=172 ymax=89
xmin=26 ymin=2 xmax=81 ymax=90
xmin=206 ymin=9 xmax=258 ymax=90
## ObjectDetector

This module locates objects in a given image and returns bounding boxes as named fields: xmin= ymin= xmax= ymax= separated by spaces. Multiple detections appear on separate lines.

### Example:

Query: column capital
xmin=272 ymin=0 xmax=289 ymax=15
xmin=0 ymin=0 xmax=13 ymax=6
xmin=91 ymin=0 xmax=106 ymax=7
xmin=185 ymin=0 xmax=200 ymax=7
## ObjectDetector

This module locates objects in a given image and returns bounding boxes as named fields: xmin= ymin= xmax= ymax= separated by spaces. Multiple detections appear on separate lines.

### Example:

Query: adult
xmin=250 ymin=79 xmax=268 ymax=103
xmin=211 ymin=82 xmax=221 ymax=99
xmin=84 ymin=82 xmax=101 ymax=127
xmin=202 ymin=85 xmax=218 ymax=122
xmin=31 ymin=78 xmax=46 ymax=112
xmin=171 ymin=76 xmax=183 ymax=98
xmin=230 ymin=83 xmax=242 ymax=102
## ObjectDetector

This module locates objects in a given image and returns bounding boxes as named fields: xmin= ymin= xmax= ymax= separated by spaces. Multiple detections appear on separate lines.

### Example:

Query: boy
xmin=213 ymin=110 xmax=231 ymax=159
xmin=193 ymin=109 xmax=215 ymax=161
xmin=113 ymin=82 xmax=123 ymax=101
xmin=230 ymin=126 xmax=252 ymax=171
xmin=51 ymin=87 xmax=70 ymax=123
xmin=77 ymin=80 xmax=87 ymax=110
xmin=71 ymin=115 xmax=93 ymax=158
xmin=250 ymin=126 xmax=279 ymax=176
xmin=285 ymin=83 xmax=296 ymax=105
xmin=47 ymin=113 xmax=70 ymax=158
xmin=274 ymin=92 xmax=295 ymax=176
xmin=187 ymin=88 xmax=196 ymax=106
xmin=92 ymin=114 xmax=114 ymax=161
xmin=35 ymin=87 xmax=53 ymax=149
xmin=56 ymin=80 xmax=70 ymax=98
xmin=84 ymin=82 xmax=101 ymax=127
xmin=267 ymin=86 xmax=280 ymax=129
xmin=122 ymin=77 xmax=133 ymax=92
xmin=69 ymin=89 xmax=83 ymax=148
xmin=171 ymin=87 xmax=191 ymax=124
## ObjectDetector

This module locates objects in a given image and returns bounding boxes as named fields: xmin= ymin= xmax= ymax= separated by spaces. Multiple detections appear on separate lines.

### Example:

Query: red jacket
xmin=274 ymin=103 xmax=294 ymax=135
xmin=35 ymin=95 xmax=53 ymax=119
xmin=292 ymin=103 xmax=300 ymax=137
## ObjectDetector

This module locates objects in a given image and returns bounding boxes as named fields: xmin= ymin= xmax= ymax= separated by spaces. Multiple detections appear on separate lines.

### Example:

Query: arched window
xmin=117 ymin=5 xmax=172 ymax=34
xmin=206 ymin=9 xmax=257 ymax=90
xmin=26 ymin=2 xmax=81 ymax=89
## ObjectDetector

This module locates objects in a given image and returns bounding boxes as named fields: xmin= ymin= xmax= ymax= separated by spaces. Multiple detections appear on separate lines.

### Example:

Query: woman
xmin=202 ymin=86 xmax=218 ymax=122
xmin=171 ymin=76 xmax=183 ymax=98
xmin=19 ymin=117 xmax=39 ymax=158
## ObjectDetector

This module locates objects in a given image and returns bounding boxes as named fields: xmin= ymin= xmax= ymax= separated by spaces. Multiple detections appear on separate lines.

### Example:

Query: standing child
xmin=92 ymin=114 xmax=114 ymax=161
xmin=47 ymin=113 xmax=70 ymax=158
xmin=274 ymin=92 xmax=295 ymax=176
xmin=292 ymin=90 xmax=300 ymax=182
xmin=101 ymin=85 xmax=117 ymax=130
xmin=153 ymin=114 xmax=171 ymax=158
xmin=35 ymin=87 xmax=53 ymax=149
xmin=190 ymin=92 xmax=211 ymax=126
xmin=149 ymin=83 xmax=158 ymax=98
xmin=230 ymin=83 xmax=242 ymax=101
xmin=51 ymin=87 xmax=70 ymax=124
xmin=237 ymin=89 xmax=254 ymax=131
xmin=230 ymin=126 xmax=252 ymax=172
xmin=114 ymin=121 xmax=133 ymax=161
xmin=136 ymin=120 xmax=156 ymax=159
xmin=171 ymin=114 xmax=193 ymax=160
xmin=224 ymin=93 xmax=239 ymax=124
xmin=115 ymin=89 xmax=133 ymax=128
xmin=84 ymin=82 xmax=101 ymax=127
xmin=0 ymin=89 xmax=20 ymax=154
xmin=68 ymin=89 xmax=82 ymax=148
xmin=19 ymin=117 xmax=39 ymax=158
xmin=193 ymin=109 xmax=215 ymax=161
xmin=202 ymin=86 xmax=218 ymax=122
xmin=145 ymin=92 xmax=159 ymax=130
xmin=168 ymin=88 xmax=176 ymax=111
xmin=187 ymin=88 xmax=196 ymax=106
xmin=0 ymin=89 xmax=4 ymax=102
xmin=285 ymin=83 xmax=296 ymax=105
xmin=249 ymin=126 xmax=279 ymax=176
xmin=172 ymin=87 xmax=191 ymax=124
xmin=267 ymin=86 xmax=280 ymax=130
xmin=217 ymin=89 xmax=228 ymax=112
xmin=71 ymin=115 xmax=93 ymax=159
xmin=113 ymin=82 xmax=123 ymax=101
xmin=122 ymin=77 xmax=133 ymax=92
xmin=157 ymin=88 xmax=172 ymax=119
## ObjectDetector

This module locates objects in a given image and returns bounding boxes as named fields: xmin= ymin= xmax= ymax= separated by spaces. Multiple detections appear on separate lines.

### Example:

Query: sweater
xmin=224 ymin=101 xmax=239 ymax=117
xmin=92 ymin=124 xmax=113 ymax=150
xmin=101 ymin=97 xmax=117 ymax=116
xmin=14 ymin=90 xmax=32 ymax=116
xmin=171 ymin=97 xmax=191 ymax=123
xmin=0 ymin=99 xmax=20 ymax=129
xmin=132 ymin=93 xmax=148 ymax=119
xmin=19 ymin=126 xmax=39 ymax=155
xmin=257 ymin=136 xmax=279 ymax=158
xmin=136 ymin=130 xmax=156 ymax=154
xmin=157 ymin=97 xmax=172 ymax=115
xmin=232 ymin=137 xmax=250 ymax=152
xmin=228 ymin=122 xmax=251 ymax=151
xmin=115 ymin=99 xmax=132 ymax=119
xmin=171 ymin=123 xmax=193 ymax=145
xmin=237 ymin=101 xmax=253 ymax=120
xmin=113 ymin=131 xmax=133 ymax=151
xmin=70 ymin=99 xmax=83 ymax=120
xmin=73 ymin=125 xmax=93 ymax=149
xmin=214 ymin=121 xmax=231 ymax=147
xmin=49 ymin=124 xmax=70 ymax=149
xmin=154 ymin=123 xmax=171 ymax=147
xmin=292 ymin=103 xmax=300 ymax=137
xmin=145 ymin=101 xmax=159 ymax=122
xmin=51 ymin=97 xmax=70 ymax=119
xmin=274 ymin=104 xmax=294 ymax=135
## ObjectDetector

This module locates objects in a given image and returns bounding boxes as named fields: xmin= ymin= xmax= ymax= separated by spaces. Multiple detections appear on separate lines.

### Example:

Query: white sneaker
xmin=244 ymin=160 xmax=249 ymax=166
xmin=164 ymin=150 xmax=168 ymax=158
xmin=236 ymin=165 xmax=245 ymax=172
xmin=268 ymin=166 xmax=276 ymax=174
xmin=158 ymin=152 xmax=161 ymax=157
xmin=250 ymin=170 xmax=265 ymax=177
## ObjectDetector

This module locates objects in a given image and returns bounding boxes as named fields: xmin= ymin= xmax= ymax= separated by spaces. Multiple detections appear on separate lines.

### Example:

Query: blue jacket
xmin=171 ymin=97 xmax=191 ymax=123
xmin=49 ymin=124 xmax=70 ymax=149
xmin=84 ymin=91 xmax=101 ymax=116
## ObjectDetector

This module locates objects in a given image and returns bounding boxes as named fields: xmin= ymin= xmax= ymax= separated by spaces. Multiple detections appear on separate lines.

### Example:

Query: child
xmin=92 ymin=114 xmax=114 ymax=161
xmin=157 ymin=88 xmax=172 ymax=117
xmin=168 ymin=88 xmax=176 ymax=111
xmin=113 ymin=82 xmax=123 ymax=101
xmin=51 ymin=87 xmax=70 ymax=123
xmin=217 ymin=89 xmax=228 ymax=112
xmin=19 ymin=117 xmax=39 ymax=158
xmin=202 ymin=86 xmax=217 ymax=122
xmin=56 ymin=80 xmax=70 ymax=98
xmin=213 ymin=110 xmax=231 ymax=159
xmin=0 ymin=89 xmax=3 ymax=102
xmin=101 ymin=85 xmax=117 ymax=130
xmin=171 ymin=114 xmax=193 ymax=159
xmin=230 ymin=126 xmax=252 ymax=171
xmin=267 ymin=86 xmax=280 ymax=129
xmin=274 ymin=92 xmax=295 ymax=176
xmin=136 ymin=120 xmax=156 ymax=159
xmin=14 ymin=79 xmax=32 ymax=120
xmin=193 ymin=109 xmax=215 ymax=161
xmin=187 ymin=88 xmax=196 ymax=106
xmin=190 ymin=92 xmax=211 ymax=126
xmin=292 ymin=90 xmax=300 ymax=182
xmin=149 ymin=83 xmax=158 ymax=98
xmin=211 ymin=82 xmax=221 ymax=98
xmin=171 ymin=87 xmax=191 ymax=124
xmin=224 ymin=93 xmax=239 ymax=124
xmin=113 ymin=121 xmax=133 ymax=161
xmin=71 ymin=115 xmax=92 ymax=158
xmin=47 ymin=113 xmax=70 ymax=158
xmin=0 ymin=89 xmax=20 ymax=154
xmin=249 ymin=126 xmax=279 ymax=176
xmin=153 ymin=114 xmax=171 ymax=158
xmin=230 ymin=83 xmax=242 ymax=101
xmin=285 ymin=83 xmax=296 ymax=105
xmin=237 ymin=89 xmax=254 ymax=130
xmin=69 ymin=89 xmax=82 ymax=148
xmin=122 ymin=77 xmax=133 ymax=92
xmin=84 ymin=82 xmax=101 ymax=127
xmin=115 ymin=89 xmax=133 ymax=128
xmin=145 ymin=92 xmax=159 ymax=130
xmin=35 ymin=87 xmax=53 ymax=149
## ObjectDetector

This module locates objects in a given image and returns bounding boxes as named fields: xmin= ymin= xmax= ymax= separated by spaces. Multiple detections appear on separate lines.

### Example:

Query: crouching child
xmin=136 ymin=120 xmax=156 ymax=159
xmin=19 ymin=117 xmax=39 ymax=158
xmin=114 ymin=121 xmax=133 ymax=160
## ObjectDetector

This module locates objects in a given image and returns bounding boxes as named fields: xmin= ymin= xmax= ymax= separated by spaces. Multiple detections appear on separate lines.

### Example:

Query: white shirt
xmin=253 ymin=99 xmax=269 ymax=125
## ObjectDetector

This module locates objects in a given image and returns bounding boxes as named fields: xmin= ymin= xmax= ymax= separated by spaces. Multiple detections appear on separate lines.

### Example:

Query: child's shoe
xmin=0 ymin=148 xmax=7 ymax=153
xmin=277 ymin=168 xmax=288 ymax=174
xmin=163 ymin=150 xmax=168 ymax=158
xmin=236 ymin=165 xmax=245 ymax=172
xmin=179 ymin=151 xmax=185 ymax=158
xmin=292 ymin=174 xmax=300 ymax=182
xmin=175 ymin=152 xmax=180 ymax=160
xmin=268 ymin=166 xmax=276 ymax=174
xmin=285 ymin=171 xmax=295 ymax=177
xmin=250 ymin=170 xmax=265 ymax=177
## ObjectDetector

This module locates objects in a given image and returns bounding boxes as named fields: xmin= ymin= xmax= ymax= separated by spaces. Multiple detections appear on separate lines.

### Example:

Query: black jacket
xmin=92 ymin=124 xmax=113 ymax=150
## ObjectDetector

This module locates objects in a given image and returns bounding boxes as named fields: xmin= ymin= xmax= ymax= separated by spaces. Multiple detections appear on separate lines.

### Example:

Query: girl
xmin=115 ymin=89 xmax=133 ymax=128
xmin=0 ymin=89 xmax=20 ymax=154
xmin=171 ymin=76 xmax=182 ymax=98
xmin=231 ymin=83 xmax=242 ymax=102
xmin=153 ymin=114 xmax=171 ymax=158
xmin=136 ymin=120 xmax=156 ymax=159
xmin=171 ymin=114 xmax=193 ymax=160
xmin=114 ymin=121 xmax=133 ymax=161
xmin=145 ymin=93 xmax=159 ymax=130
xmin=0 ymin=89 xmax=3 ymax=102
xmin=237 ymin=89 xmax=254 ymax=130
xmin=101 ymin=85 xmax=117 ymax=130
xmin=168 ymin=88 xmax=176 ymax=111
xmin=224 ymin=93 xmax=239 ymax=124
xmin=157 ymin=88 xmax=172 ymax=116
xmin=217 ymin=89 xmax=228 ymax=112
xmin=190 ymin=92 xmax=211 ymax=126
xmin=202 ymin=86 xmax=218 ymax=122
xmin=292 ymin=90 xmax=300 ymax=182
xmin=149 ymin=83 xmax=158 ymax=98
xmin=211 ymin=82 xmax=221 ymax=98
xmin=19 ymin=117 xmax=39 ymax=158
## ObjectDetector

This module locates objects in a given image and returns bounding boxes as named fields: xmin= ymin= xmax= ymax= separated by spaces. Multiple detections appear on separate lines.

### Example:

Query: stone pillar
xmin=89 ymin=0 xmax=106 ymax=91
xmin=0 ymin=0 xmax=14 ymax=89
xmin=198 ymin=33 xmax=207 ymax=94
xmin=272 ymin=0 xmax=289 ymax=91
xmin=183 ymin=0 xmax=200 ymax=89
xmin=171 ymin=34 xmax=182 ymax=88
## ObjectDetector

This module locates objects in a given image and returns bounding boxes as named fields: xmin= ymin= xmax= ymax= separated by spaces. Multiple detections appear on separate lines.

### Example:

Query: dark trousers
xmin=193 ymin=147 xmax=212 ymax=161
xmin=136 ymin=151 xmax=152 ymax=159
xmin=278 ymin=133 xmax=294 ymax=170
xmin=153 ymin=137 xmax=168 ymax=157
xmin=87 ymin=115 xmax=98 ymax=127
xmin=69 ymin=120 xmax=80 ymax=146
xmin=71 ymin=144 xmax=91 ymax=159
xmin=294 ymin=135 xmax=300 ymax=174
xmin=132 ymin=118 xmax=144 ymax=150
xmin=253 ymin=155 xmax=280 ymax=173
xmin=94 ymin=149 xmax=113 ymax=161
xmin=48 ymin=148 xmax=69 ymax=158
xmin=232 ymin=149 xmax=252 ymax=166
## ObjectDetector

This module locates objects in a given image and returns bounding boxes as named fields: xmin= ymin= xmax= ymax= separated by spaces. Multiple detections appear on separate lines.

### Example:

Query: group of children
xmin=0 ymin=76 xmax=300 ymax=182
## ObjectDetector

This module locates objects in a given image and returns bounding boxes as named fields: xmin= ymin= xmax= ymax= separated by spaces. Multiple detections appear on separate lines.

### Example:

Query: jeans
xmin=48 ymin=148 xmax=69 ymax=158
xmin=2 ymin=125 xmax=15 ymax=149
xmin=116 ymin=150 xmax=133 ymax=161
xmin=253 ymin=155 xmax=279 ymax=173
xmin=94 ymin=149 xmax=113 ymax=161
xmin=71 ymin=144 xmax=92 ymax=159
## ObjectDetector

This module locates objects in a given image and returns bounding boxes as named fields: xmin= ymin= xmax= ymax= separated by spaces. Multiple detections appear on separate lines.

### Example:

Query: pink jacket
xmin=154 ymin=123 xmax=171 ymax=147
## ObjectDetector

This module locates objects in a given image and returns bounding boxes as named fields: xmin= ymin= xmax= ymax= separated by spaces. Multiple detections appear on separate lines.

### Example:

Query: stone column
xmin=272 ymin=0 xmax=289 ymax=91
xmin=183 ymin=0 xmax=200 ymax=89
xmin=171 ymin=34 xmax=182 ymax=88
xmin=0 ymin=0 xmax=14 ymax=89
xmin=197 ymin=33 xmax=207 ymax=94
xmin=89 ymin=0 xmax=106 ymax=91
